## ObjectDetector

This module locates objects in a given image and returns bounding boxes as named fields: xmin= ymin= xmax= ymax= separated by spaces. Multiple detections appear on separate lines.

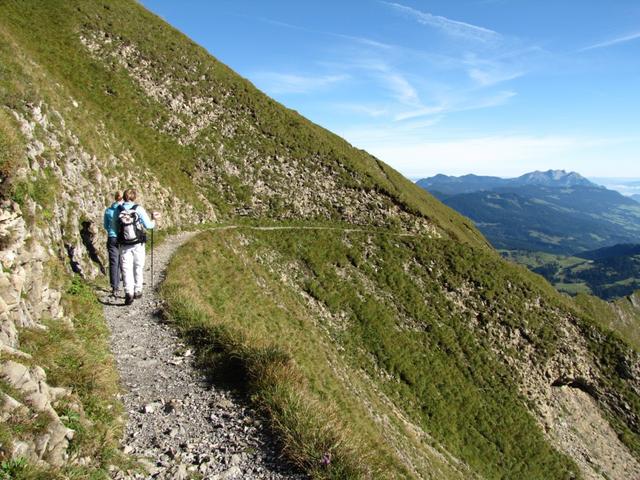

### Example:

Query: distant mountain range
xmin=417 ymin=169 xmax=597 ymax=195
xmin=417 ymin=169 xmax=640 ymax=255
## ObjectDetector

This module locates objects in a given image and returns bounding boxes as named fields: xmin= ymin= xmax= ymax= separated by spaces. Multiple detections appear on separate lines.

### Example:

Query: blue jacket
xmin=111 ymin=201 xmax=155 ymax=232
xmin=103 ymin=201 xmax=121 ymax=238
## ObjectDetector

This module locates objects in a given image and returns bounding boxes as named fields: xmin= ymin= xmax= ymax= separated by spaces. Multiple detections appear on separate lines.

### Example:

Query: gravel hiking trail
xmin=102 ymin=231 xmax=307 ymax=480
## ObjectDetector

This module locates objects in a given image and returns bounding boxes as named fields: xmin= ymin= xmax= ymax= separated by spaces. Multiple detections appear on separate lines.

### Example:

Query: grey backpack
xmin=117 ymin=204 xmax=146 ymax=245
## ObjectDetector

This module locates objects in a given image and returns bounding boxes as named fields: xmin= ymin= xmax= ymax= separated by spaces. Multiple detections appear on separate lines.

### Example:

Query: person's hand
xmin=151 ymin=211 xmax=161 ymax=220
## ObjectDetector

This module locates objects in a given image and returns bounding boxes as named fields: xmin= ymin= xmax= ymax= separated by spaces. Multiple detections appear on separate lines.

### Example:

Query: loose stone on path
xmin=102 ymin=232 xmax=306 ymax=479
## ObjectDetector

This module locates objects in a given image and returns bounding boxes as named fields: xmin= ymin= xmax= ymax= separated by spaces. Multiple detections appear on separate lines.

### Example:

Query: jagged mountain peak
xmin=515 ymin=169 xmax=596 ymax=187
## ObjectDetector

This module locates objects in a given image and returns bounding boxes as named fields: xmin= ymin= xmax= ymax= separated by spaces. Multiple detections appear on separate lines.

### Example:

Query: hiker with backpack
xmin=103 ymin=191 xmax=124 ymax=297
xmin=115 ymin=188 xmax=160 ymax=305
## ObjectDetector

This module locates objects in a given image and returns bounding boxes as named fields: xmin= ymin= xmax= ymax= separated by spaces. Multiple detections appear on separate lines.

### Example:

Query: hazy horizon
xmin=410 ymin=172 xmax=640 ymax=181
xmin=411 ymin=170 xmax=640 ymax=196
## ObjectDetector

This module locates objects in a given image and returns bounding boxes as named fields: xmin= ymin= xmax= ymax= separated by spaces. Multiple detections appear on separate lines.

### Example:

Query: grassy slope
xmin=164 ymin=228 xmax=586 ymax=479
xmin=575 ymin=293 xmax=640 ymax=353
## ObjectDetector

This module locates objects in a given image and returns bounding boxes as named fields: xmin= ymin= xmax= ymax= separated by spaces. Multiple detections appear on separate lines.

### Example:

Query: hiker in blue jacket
xmin=103 ymin=191 xmax=123 ymax=297
xmin=113 ymin=188 xmax=159 ymax=305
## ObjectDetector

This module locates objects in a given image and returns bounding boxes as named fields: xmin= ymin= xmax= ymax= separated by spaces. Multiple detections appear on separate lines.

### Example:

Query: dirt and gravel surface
xmin=102 ymin=231 xmax=307 ymax=480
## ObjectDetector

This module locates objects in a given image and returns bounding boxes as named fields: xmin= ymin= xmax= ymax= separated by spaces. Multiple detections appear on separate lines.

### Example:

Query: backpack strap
xmin=117 ymin=204 xmax=138 ymax=212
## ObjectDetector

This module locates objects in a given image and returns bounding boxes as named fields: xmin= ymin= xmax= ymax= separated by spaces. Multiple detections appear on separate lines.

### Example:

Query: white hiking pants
xmin=121 ymin=242 xmax=146 ymax=296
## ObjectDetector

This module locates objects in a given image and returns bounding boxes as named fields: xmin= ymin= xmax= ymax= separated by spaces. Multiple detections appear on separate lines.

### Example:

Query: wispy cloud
xmin=252 ymin=15 xmax=395 ymax=51
xmin=334 ymin=34 xmax=395 ymax=50
xmin=382 ymin=72 xmax=420 ymax=105
xmin=330 ymin=58 xmax=423 ymax=106
xmin=394 ymin=90 xmax=515 ymax=121
xmin=245 ymin=8 xmax=528 ymax=147
xmin=394 ymin=105 xmax=446 ymax=121
xmin=468 ymin=89 xmax=517 ymax=109
xmin=467 ymin=68 xmax=523 ymax=87
xmin=254 ymin=72 xmax=349 ymax=94
xmin=382 ymin=1 xmax=499 ymax=42
xmin=331 ymin=103 xmax=389 ymax=118
xmin=580 ymin=31 xmax=640 ymax=51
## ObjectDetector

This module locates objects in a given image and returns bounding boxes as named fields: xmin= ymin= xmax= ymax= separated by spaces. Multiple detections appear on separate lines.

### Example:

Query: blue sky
xmin=141 ymin=0 xmax=640 ymax=179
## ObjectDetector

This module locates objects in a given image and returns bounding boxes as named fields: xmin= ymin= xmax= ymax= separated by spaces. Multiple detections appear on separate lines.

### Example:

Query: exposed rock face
xmin=79 ymin=28 xmax=438 ymax=236
xmin=0 ymin=99 xmax=217 ymax=466
xmin=545 ymin=386 xmax=639 ymax=480
xmin=477 ymin=310 xmax=640 ymax=479
xmin=0 ymin=361 xmax=74 ymax=466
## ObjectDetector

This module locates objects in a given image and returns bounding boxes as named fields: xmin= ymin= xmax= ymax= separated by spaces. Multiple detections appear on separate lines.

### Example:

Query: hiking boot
xmin=111 ymin=288 xmax=120 ymax=298
xmin=134 ymin=291 xmax=142 ymax=299
xmin=125 ymin=293 xmax=134 ymax=305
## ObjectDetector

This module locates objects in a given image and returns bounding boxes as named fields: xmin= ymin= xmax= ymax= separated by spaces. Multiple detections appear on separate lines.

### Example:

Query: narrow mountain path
xmin=208 ymin=224 xmax=420 ymax=236
xmin=102 ymin=231 xmax=307 ymax=480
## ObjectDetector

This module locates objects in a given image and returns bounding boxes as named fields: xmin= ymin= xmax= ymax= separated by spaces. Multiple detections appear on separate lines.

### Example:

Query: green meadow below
xmin=502 ymin=247 xmax=640 ymax=300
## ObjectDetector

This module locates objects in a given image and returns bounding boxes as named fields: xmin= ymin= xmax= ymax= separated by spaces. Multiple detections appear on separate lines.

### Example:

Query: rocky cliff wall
xmin=0 ymin=99 xmax=216 ymax=466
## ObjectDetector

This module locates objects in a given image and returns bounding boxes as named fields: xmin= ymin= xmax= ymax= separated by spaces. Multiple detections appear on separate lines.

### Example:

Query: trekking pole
xmin=151 ymin=228 xmax=154 ymax=290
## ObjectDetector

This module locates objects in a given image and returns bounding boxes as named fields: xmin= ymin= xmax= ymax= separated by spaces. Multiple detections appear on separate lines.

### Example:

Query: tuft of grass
xmin=0 ymin=108 xmax=24 ymax=198
xmin=0 ymin=458 xmax=27 ymax=480
xmin=11 ymin=167 xmax=59 ymax=223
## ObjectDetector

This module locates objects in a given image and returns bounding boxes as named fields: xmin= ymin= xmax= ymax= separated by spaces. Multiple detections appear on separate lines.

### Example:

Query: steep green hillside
xmin=162 ymin=224 xmax=640 ymax=479
xmin=0 ymin=1 xmax=638 ymax=479
xmin=163 ymin=227 xmax=580 ymax=479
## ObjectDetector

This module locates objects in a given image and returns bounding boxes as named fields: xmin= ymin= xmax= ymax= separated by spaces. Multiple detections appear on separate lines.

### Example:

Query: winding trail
xmin=102 ymin=230 xmax=307 ymax=480
xmin=102 ymin=224 xmax=421 ymax=479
